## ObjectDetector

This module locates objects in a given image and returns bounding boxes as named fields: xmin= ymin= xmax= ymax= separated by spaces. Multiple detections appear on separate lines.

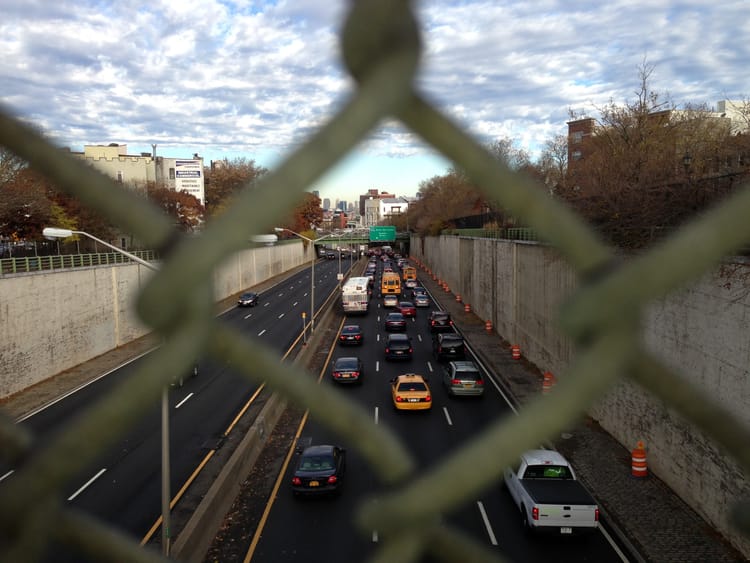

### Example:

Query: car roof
xmin=439 ymin=333 xmax=463 ymax=340
xmin=399 ymin=301 xmax=414 ymax=305
xmin=387 ymin=312 xmax=404 ymax=317
xmin=334 ymin=356 xmax=360 ymax=364
xmin=301 ymin=444 xmax=337 ymax=456
xmin=449 ymin=360 xmax=478 ymax=371
xmin=387 ymin=333 xmax=410 ymax=341
xmin=431 ymin=310 xmax=450 ymax=317
xmin=343 ymin=324 xmax=360 ymax=330
xmin=395 ymin=373 xmax=426 ymax=382
xmin=520 ymin=449 xmax=570 ymax=466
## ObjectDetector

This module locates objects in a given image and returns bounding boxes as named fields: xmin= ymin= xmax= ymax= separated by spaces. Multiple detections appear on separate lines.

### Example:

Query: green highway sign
xmin=369 ymin=226 xmax=396 ymax=242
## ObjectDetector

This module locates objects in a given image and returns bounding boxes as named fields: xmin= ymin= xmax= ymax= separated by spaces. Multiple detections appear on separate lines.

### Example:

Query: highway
xmin=1 ymin=255 xmax=354 ymax=562
xmin=247 ymin=255 xmax=631 ymax=563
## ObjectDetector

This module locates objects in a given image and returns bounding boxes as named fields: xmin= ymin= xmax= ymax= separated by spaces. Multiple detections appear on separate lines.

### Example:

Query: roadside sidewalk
xmin=416 ymin=267 xmax=745 ymax=563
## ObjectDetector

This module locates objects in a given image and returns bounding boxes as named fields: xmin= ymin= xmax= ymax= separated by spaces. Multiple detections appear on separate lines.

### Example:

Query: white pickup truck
xmin=504 ymin=449 xmax=599 ymax=535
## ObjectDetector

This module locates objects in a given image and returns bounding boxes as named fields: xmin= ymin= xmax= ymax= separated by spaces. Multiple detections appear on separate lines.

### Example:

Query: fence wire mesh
xmin=1 ymin=1 xmax=749 ymax=562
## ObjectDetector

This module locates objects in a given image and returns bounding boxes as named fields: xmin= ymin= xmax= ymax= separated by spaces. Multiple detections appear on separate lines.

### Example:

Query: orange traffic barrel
xmin=444 ymin=283 xmax=450 ymax=293
xmin=464 ymin=303 xmax=471 ymax=313
xmin=542 ymin=371 xmax=555 ymax=394
xmin=456 ymin=294 xmax=462 ymax=303
xmin=485 ymin=320 xmax=493 ymax=332
xmin=631 ymin=441 xmax=648 ymax=477
xmin=511 ymin=345 xmax=521 ymax=360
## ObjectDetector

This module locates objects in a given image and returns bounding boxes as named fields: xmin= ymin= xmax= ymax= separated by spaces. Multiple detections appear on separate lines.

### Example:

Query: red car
xmin=397 ymin=301 xmax=416 ymax=318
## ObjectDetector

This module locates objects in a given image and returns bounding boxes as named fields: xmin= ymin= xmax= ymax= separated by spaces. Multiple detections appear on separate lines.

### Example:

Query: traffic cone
xmin=631 ymin=441 xmax=648 ymax=477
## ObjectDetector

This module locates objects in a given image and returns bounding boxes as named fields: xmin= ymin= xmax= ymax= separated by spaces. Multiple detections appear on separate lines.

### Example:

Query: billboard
xmin=175 ymin=159 xmax=205 ymax=206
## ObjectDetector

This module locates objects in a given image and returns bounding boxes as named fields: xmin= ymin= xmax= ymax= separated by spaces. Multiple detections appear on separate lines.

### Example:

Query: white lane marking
xmin=374 ymin=407 xmax=379 ymax=425
xmin=175 ymin=393 xmax=194 ymax=409
xmin=278 ymin=292 xmax=284 ymax=297
xmin=427 ymin=361 xmax=434 ymax=373
xmin=598 ymin=522 xmax=631 ymax=562
xmin=278 ymin=313 xmax=285 ymax=319
xmin=293 ymin=301 xmax=298 ymax=307
xmin=417 ymin=334 xmax=423 ymax=342
xmin=303 ymin=292 xmax=309 ymax=297
xmin=0 ymin=470 xmax=14 ymax=482
xmin=372 ymin=530 xmax=379 ymax=542
xmin=243 ymin=313 xmax=253 ymax=319
xmin=443 ymin=407 xmax=453 ymax=426
xmin=258 ymin=329 xmax=267 ymax=336
xmin=263 ymin=302 xmax=270 ymax=308
xmin=477 ymin=501 xmax=498 ymax=545
xmin=377 ymin=334 xmax=380 ymax=342
xmin=375 ymin=361 xmax=380 ymax=372
xmin=68 ymin=468 xmax=107 ymax=501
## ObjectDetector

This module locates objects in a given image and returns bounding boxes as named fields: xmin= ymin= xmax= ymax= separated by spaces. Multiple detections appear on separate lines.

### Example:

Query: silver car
xmin=443 ymin=361 xmax=485 ymax=397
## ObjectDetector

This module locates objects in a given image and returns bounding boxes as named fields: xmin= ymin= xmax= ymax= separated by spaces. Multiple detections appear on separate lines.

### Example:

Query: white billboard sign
xmin=175 ymin=159 xmax=205 ymax=206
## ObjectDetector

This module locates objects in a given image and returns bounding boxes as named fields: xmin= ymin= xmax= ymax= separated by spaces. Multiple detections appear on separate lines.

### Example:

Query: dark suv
xmin=428 ymin=310 xmax=453 ymax=332
xmin=384 ymin=333 xmax=413 ymax=361
xmin=433 ymin=333 xmax=466 ymax=361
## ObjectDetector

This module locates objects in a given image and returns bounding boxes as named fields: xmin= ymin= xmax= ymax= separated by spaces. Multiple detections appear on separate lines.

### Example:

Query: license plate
xmin=463 ymin=383 xmax=473 ymax=388
xmin=395 ymin=351 xmax=403 ymax=355
xmin=309 ymin=481 xmax=320 ymax=487
xmin=342 ymin=374 xmax=350 ymax=378
xmin=408 ymin=398 xmax=419 ymax=402
xmin=560 ymin=527 xmax=572 ymax=534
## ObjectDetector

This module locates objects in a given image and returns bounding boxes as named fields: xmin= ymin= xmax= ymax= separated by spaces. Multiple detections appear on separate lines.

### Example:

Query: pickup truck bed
xmin=521 ymin=479 xmax=596 ymax=506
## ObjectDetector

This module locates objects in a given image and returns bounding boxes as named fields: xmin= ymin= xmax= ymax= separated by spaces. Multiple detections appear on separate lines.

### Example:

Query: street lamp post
xmin=275 ymin=228 xmax=331 ymax=334
xmin=43 ymin=227 xmax=173 ymax=556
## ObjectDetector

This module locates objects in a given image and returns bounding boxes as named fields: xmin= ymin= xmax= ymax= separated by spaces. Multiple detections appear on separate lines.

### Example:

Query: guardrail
xmin=0 ymin=251 xmax=160 ymax=275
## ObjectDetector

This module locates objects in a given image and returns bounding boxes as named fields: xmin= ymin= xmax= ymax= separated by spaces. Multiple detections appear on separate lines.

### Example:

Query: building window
xmin=116 ymin=171 xmax=124 ymax=183
xmin=169 ymin=168 xmax=175 ymax=180
xmin=572 ymin=131 xmax=583 ymax=143
xmin=571 ymin=150 xmax=582 ymax=161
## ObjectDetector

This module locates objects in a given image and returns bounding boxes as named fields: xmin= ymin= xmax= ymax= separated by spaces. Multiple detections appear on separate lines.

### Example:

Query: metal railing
xmin=1 ymin=1 xmax=749 ymax=562
xmin=0 ymin=251 xmax=160 ymax=275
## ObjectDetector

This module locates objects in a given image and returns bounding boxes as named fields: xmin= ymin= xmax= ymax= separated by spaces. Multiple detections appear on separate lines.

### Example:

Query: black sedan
xmin=331 ymin=356 xmax=364 ymax=384
xmin=384 ymin=333 xmax=413 ymax=360
xmin=428 ymin=310 xmax=454 ymax=332
xmin=291 ymin=444 xmax=346 ymax=496
xmin=384 ymin=312 xmax=407 ymax=332
xmin=237 ymin=291 xmax=259 ymax=307
xmin=339 ymin=324 xmax=363 ymax=345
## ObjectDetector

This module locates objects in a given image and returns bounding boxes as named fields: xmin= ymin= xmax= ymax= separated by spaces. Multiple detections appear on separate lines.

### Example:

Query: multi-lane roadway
xmin=247 ymin=255 xmax=631 ymax=563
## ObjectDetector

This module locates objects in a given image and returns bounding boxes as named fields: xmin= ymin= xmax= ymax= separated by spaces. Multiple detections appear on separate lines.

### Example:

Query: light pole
xmin=43 ymin=227 xmax=173 ymax=556
xmin=274 ymin=228 xmax=332 ymax=334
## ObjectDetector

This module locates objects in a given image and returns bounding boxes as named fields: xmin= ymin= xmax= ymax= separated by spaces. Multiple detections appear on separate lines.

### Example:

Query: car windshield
xmin=343 ymin=326 xmax=359 ymax=333
xmin=299 ymin=455 xmax=335 ymax=471
xmin=388 ymin=313 xmax=404 ymax=320
xmin=455 ymin=370 xmax=481 ymax=380
xmin=335 ymin=358 xmax=359 ymax=370
xmin=524 ymin=464 xmax=572 ymax=479
xmin=397 ymin=382 xmax=427 ymax=392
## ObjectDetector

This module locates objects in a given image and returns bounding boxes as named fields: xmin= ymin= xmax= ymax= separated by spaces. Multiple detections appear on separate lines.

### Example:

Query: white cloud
xmin=0 ymin=0 xmax=748 ymax=202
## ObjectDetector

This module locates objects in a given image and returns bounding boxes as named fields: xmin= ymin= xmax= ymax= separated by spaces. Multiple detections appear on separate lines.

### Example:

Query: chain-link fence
xmin=1 ymin=1 xmax=750 ymax=562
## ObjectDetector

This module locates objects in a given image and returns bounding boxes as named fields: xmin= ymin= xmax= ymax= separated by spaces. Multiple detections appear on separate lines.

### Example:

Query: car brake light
xmin=425 ymin=395 xmax=431 ymax=402
xmin=355 ymin=335 xmax=361 ymax=340
xmin=451 ymin=378 xmax=461 ymax=385
xmin=408 ymin=348 xmax=413 ymax=353
xmin=595 ymin=508 xmax=599 ymax=521
xmin=333 ymin=372 xmax=340 ymax=378
xmin=352 ymin=371 xmax=359 ymax=377
xmin=449 ymin=320 xmax=454 ymax=326
xmin=437 ymin=346 xmax=443 ymax=353
xmin=532 ymin=506 xmax=539 ymax=520
xmin=292 ymin=476 xmax=301 ymax=486
xmin=385 ymin=348 xmax=390 ymax=353
xmin=477 ymin=379 xmax=484 ymax=386
xmin=395 ymin=396 xmax=404 ymax=402
xmin=327 ymin=475 xmax=338 ymax=484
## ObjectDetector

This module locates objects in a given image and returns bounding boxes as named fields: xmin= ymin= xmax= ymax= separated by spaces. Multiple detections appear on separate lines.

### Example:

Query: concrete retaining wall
xmin=0 ymin=242 xmax=309 ymax=399
xmin=412 ymin=234 xmax=750 ymax=556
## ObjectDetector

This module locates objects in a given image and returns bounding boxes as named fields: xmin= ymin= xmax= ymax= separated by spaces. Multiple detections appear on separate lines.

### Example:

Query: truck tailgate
xmin=522 ymin=479 xmax=598 ymax=530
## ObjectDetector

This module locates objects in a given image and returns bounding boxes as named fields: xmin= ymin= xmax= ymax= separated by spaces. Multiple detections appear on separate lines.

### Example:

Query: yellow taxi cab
xmin=390 ymin=374 xmax=432 ymax=411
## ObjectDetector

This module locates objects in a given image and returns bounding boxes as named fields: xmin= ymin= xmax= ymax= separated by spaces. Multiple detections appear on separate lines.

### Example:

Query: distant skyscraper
xmin=323 ymin=198 xmax=331 ymax=210
xmin=338 ymin=200 xmax=347 ymax=211
xmin=312 ymin=190 xmax=320 ymax=198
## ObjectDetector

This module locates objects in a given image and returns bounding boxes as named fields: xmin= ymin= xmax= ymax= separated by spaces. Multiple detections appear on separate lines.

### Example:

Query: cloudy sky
xmin=1 ymin=1 xmax=748 ymax=204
